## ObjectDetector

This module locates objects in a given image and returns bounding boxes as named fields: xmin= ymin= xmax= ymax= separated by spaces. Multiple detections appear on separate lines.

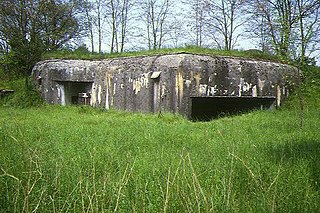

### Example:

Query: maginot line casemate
xmin=32 ymin=53 xmax=298 ymax=120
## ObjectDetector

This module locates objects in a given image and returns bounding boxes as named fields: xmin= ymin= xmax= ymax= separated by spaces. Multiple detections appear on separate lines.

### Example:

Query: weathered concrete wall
xmin=33 ymin=60 xmax=98 ymax=104
xmin=32 ymin=54 xmax=298 ymax=118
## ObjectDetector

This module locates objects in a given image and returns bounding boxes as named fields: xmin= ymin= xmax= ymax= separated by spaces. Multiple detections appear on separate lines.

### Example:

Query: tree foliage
xmin=246 ymin=0 xmax=320 ymax=63
xmin=0 ymin=0 xmax=82 ymax=78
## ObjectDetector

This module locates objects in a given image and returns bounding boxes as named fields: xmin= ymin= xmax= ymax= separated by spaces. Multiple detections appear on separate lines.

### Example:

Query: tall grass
xmin=1 ymin=100 xmax=320 ymax=212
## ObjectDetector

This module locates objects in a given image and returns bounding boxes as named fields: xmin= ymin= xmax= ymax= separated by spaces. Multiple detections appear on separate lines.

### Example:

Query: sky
xmin=81 ymin=0 xmax=319 ymax=65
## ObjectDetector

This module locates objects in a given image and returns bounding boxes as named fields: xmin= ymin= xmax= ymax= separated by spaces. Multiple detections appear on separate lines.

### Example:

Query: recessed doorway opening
xmin=57 ymin=81 xmax=93 ymax=105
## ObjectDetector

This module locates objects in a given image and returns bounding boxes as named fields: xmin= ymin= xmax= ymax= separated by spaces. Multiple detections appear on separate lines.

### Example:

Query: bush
xmin=5 ymin=88 xmax=43 ymax=108
xmin=0 ymin=78 xmax=44 ymax=108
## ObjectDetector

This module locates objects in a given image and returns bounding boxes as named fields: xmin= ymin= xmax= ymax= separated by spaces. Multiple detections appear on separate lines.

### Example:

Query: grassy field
xmin=1 ymin=93 xmax=320 ymax=212
xmin=1 ymin=62 xmax=320 ymax=212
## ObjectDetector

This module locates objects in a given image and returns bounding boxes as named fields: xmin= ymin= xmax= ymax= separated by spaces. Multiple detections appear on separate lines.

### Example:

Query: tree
xmin=246 ymin=0 xmax=320 ymax=62
xmin=138 ymin=0 xmax=171 ymax=50
xmin=108 ymin=0 xmax=133 ymax=53
xmin=83 ymin=0 xmax=95 ymax=53
xmin=243 ymin=0 xmax=272 ymax=52
xmin=38 ymin=0 xmax=81 ymax=51
xmin=206 ymin=0 xmax=246 ymax=50
xmin=118 ymin=0 xmax=132 ymax=52
xmin=167 ymin=16 xmax=187 ymax=48
xmin=0 ymin=0 xmax=82 ymax=78
xmin=190 ymin=0 xmax=206 ymax=47
xmin=81 ymin=0 xmax=107 ymax=54
xmin=295 ymin=0 xmax=320 ymax=65
xmin=182 ymin=0 xmax=208 ymax=47
xmin=246 ymin=0 xmax=297 ymax=59
xmin=92 ymin=0 xmax=105 ymax=54
xmin=0 ymin=0 xmax=41 ymax=78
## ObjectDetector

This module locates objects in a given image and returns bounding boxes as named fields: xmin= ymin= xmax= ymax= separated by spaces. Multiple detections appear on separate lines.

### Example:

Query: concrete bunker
xmin=32 ymin=54 xmax=299 ymax=120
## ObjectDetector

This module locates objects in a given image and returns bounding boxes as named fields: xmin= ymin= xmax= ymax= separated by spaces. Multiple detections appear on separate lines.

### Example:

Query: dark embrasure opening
xmin=191 ymin=96 xmax=276 ymax=121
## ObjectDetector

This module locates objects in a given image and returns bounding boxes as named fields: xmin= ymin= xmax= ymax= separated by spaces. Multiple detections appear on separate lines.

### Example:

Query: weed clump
xmin=0 ymin=78 xmax=44 ymax=108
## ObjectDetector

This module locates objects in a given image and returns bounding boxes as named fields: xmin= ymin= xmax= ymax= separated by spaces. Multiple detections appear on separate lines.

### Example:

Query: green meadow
xmin=1 ymin=63 xmax=320 ymax=212
xmin=1 ymin=95 xmax=320 ymax=212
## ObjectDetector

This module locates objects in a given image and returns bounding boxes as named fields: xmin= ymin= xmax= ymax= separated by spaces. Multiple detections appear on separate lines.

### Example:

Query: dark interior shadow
xmin=190 ymin=96 xmax=275 ymax=121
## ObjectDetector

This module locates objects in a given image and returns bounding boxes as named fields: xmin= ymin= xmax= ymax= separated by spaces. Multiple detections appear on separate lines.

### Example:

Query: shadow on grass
xmin=268 ymin=139 xmax=320 ymax=191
